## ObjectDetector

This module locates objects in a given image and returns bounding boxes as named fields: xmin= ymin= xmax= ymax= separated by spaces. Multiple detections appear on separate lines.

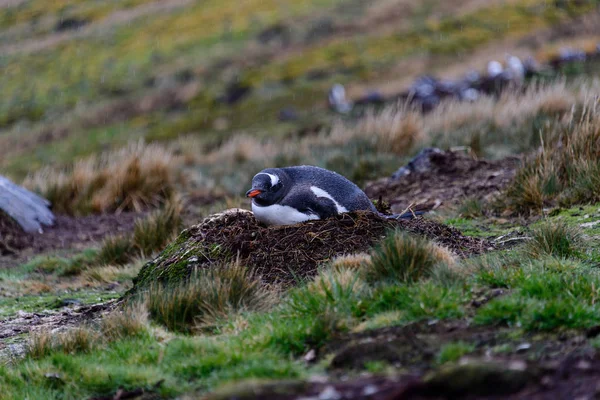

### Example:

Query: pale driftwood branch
xmin=0 ymin=176 xmax=55 ymax=233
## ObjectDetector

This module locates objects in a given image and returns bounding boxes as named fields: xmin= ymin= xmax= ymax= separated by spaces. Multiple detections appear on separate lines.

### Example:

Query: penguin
xmin=246 ymin=165 xmax=420 ymax=226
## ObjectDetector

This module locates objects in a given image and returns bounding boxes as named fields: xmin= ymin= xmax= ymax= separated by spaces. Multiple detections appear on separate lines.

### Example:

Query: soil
xmin=0 ymin=211 xmax=31 ymax=256
xmin=0 ymin=301 xmax=116 ymax=361
xmin=132 ymin=209 xmax=492 ymax=290
xmin=365 ymin=152 xmax=520 ymax=214
xmin=208 ymin=320 xmax=600 ymax=400
xmin=0 ymin=212 xmax=143 ymax=268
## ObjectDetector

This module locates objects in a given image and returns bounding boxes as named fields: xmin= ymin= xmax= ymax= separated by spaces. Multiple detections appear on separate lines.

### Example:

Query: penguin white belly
xmin=252 ymin=202 xmax=319 ymax=226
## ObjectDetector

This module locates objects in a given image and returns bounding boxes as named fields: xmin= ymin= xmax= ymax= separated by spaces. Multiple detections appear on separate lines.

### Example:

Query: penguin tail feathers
xmin=384 ymin=211 xmax=425 ymax=220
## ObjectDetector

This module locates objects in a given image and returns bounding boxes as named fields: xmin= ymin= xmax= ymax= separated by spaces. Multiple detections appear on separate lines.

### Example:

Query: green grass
xmin=366 ymin=231 xmax=453 ymax=284
xmin=2 ymin=0 xmax=595 ymax=183
xmin=438 ymin=342 xmax=476 ymax=364
xmin=146 ymin=262 xmax=273 ymax=333
xmin=5 ymin=0 xmax=600 ymax=397
xmin=5 ymin=215 xmax=600 ymax=396
xmin=0 ymin=291 xmax=120 ymax=319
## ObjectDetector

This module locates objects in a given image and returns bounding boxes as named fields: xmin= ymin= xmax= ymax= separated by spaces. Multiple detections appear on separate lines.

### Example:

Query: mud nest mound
xmin=132 ymin=209 xmax=492 ymax=291
xmin=365 ymin=151 xmax=519 ymax=213
xmin=0 ymin=211 xmax=32 ymax=255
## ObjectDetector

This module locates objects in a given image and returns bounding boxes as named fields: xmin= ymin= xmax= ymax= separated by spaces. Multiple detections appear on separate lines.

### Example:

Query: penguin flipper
xmin=305 ymin=197 xmax=339 ymax=220
xmin=282 ymin=190 xmax=339 ymax=220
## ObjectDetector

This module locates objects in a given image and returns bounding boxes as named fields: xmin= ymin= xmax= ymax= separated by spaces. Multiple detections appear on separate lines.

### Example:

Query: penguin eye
xmin=271 ymin=182 xmax=282 ymax=192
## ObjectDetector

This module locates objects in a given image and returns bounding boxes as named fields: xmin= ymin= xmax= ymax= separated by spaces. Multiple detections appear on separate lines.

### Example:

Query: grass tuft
xmin=146 ymin=262 xmax=273 ymax=333
xmin=57 ymin=328 xmax=99 ymax=355
xmin=366 ymin=231 xmax=455 ymax=284
xmin=28 ymin=327 xmax=98 ymax=359
xmin=24 ymin=141 xmax=180 ymax=216
xmin=26 ymin=331 xmax=54 ymax=360
xmin=100 ymin=303 xmax=149 ymax=341
xmin=438 ymin=341 xmax=476 ymax=364
xmin=501 ymin=105 xmax=600 ymax=214
xmin=132 ymin=198 xmax=182 ymax=257
xmin=327 ymin=253 xmax=371 ymax=272
xmin=457 ymin=198 xmax=485 ymax=219
xmin=97 ymin=199 xmax=182 ymax=265
xmin=525 ymin=221 xmax=582 ymax=259
xmin=97 ymin=235 xmax=135 ymax=266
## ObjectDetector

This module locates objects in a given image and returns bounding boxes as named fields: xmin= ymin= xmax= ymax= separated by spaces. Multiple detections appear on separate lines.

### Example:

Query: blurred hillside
xmin=2 ymin=0 xmax=600 ymax=182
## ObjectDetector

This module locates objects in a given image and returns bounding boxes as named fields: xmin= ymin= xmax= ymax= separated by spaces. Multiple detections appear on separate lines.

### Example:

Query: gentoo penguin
xmin=246 ymin=165 xmax=419 ymax=226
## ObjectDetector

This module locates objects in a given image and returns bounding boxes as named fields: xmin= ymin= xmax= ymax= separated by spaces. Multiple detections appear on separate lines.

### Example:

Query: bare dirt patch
xmin=132 ymin=209 xmax=492 ymax=291
xmin=365 ymin=151 xmax=520 ymax=213
xmin=0 ymin=212 xmax=142 ymax=268
xmin=0 ymin=301 xmax=116 ymax=362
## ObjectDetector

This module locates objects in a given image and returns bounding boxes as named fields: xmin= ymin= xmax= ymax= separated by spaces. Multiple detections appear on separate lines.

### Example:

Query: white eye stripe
xmin=257 ymin=173 xmax=279 ymax=186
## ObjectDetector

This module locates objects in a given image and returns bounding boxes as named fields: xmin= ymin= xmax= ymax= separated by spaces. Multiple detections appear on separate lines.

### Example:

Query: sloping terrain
xmin=2 ymin=0 xmax=600 ymax=399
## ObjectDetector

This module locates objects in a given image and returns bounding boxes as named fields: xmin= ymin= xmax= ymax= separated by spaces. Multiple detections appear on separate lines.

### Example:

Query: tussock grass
xmin=328 ymin=253 xmax=371 ymax=272
xmin=525 ymin=221 xmax=583 ymax=259
xmin=97 ymin=235 xmax=134 ymax=266
xmin=82 ymin=262 xmax=143 ymax=284
xmin=283 ymin=267 xmax=368 ymax=346
xmin=457 ymin=198 xmax=485 ymax=219
xmin=57 ymin=328 xmax=99 ymax=355
xmin=133 ymin=198 xmax=182 ymax=257
xmin=24 ymin=141 xmax=180 ymax=216
xmin=26 ymin=331 xmax=54 ymax=360
xmin=27 ymin=328 xmax=98 ymax=359
xmin=296 ymin=268 xmax=368 ymax=310
xmin=97 ymin=199 xmax=182 ymax=265
xmin=502 ymin=100 xmax=600 ymax=214
xmin=146 ymin=262 xmax=273 ymax=333
xmin=27 ymin=305 xmax=149 ymax=360
xmin=100 ymin=303 xmax=149 ymax=341
xmin=330 ymin=105 xmax=423 ymax=156
xmin=186 ymin=80 xmax=600 ymax=197
xmin=367 ymin=231 xmax=456 ymax=284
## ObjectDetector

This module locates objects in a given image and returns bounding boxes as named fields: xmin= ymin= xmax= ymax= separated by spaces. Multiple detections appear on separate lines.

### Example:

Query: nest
xmin=132 ymin=209 xmax=492 ymax=290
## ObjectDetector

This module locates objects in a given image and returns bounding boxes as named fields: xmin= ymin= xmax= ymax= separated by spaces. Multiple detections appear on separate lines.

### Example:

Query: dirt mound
xmin=365 ymin=151 xmax=519 ymax=213
xmin=132 ymin=209 xmax=492 ymax=290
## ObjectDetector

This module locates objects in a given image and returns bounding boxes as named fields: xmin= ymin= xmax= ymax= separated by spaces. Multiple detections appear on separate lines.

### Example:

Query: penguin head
xmin=246 ymin=169 xmax=285 ymax=206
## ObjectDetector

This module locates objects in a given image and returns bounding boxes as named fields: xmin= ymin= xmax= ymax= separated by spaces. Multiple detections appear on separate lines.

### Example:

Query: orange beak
xmin=246 ymin=189 xmax=262 ymax=198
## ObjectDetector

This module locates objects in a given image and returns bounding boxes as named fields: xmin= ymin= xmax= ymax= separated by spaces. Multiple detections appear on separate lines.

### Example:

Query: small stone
xmin=318 ymin=385 xmax=341 ymax=400
xmin=541 ymin=375 xmax=554 ymax=388
xmin=304 ymin=349 xmax=316 ymax=363
xmin=576 ymin=360 xmax=591 ymax=370
xmin=580 ymin=220 xmax=600 ymax=229
xmin=16 ymin=310 xmax=32 ymax=318
xmin=308 ymin=375 xmax=328 ymax=384
xmin=362 ymin=385 xmax=378 ymax=396
xmin=508 ymin=360 xmax=527 ymax=371
xmin=516 ymin=343 xmax=531 ymax=353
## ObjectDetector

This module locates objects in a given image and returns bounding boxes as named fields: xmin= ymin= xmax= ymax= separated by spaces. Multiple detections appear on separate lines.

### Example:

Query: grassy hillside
xmin=2 ymin=0 xmax=600 ymax=399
